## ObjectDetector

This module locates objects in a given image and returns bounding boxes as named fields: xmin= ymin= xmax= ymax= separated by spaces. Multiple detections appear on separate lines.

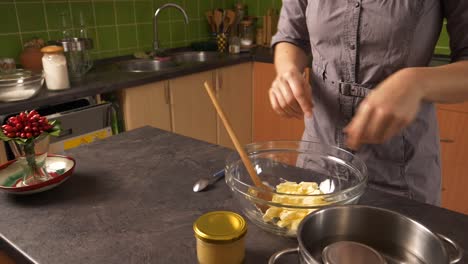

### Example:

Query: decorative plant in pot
xmin=0 ymin=110 xmax=61 ymax=186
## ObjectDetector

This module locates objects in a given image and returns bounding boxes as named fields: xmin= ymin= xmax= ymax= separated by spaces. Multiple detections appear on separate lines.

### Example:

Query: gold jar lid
xmin=41 ymin=45 xmax=64 ymax=54
xmin=193 ymin=211 xmax=247 ymax=244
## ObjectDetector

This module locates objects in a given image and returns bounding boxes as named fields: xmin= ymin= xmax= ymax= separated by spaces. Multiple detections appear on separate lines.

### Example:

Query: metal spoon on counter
xmin=193 ymin=170 xmax=225 ymax=192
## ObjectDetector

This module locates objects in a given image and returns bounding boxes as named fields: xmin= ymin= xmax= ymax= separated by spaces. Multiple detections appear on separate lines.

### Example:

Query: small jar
xmin=229 ymin=36 xmax=241 ymax=54
xmin=41 ymin=45 xmax=70 ymax=91
xmin=193 ymin=211 xmax=247 ymax=264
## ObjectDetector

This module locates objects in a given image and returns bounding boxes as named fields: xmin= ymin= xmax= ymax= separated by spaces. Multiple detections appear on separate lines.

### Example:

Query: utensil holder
xmin=216 ymin=33 xmax=227 ymax=53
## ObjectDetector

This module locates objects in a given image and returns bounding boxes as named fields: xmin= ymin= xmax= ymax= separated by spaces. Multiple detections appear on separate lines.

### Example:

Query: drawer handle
xmin=440 ymin=139 xmax=454 ymax=143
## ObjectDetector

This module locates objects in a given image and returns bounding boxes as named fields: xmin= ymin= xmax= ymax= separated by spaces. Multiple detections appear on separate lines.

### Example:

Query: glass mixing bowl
xmin=225 ymin=141 xmax=368 ymax=237
xmin=0 ymin=70 xmax=43 ymax=102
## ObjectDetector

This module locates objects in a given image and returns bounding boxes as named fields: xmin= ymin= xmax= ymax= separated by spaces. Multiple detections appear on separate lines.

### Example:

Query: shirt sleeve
xmin=271 ymin=0 xmax=311 ymax=54
xmin=443 ymin=0 xmax=468 ymax=62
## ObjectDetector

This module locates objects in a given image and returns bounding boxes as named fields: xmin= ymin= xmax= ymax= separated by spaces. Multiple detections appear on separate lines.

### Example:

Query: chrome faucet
xmin=154 ymin=3 xmax=189 ymax=51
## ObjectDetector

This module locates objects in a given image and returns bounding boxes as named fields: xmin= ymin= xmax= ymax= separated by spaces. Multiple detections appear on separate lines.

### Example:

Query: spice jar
xmin=41 ymin=45 xmax=70 ymax=91
xmin=193 ymin=211 xmax=247 ymax=264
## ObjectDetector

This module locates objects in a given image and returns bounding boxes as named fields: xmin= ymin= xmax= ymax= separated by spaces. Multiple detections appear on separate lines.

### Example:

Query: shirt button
xmin=350 ymin=44 xmax=356 ymax=50
xmin=355 ymin=2 xmax=360 ymax=7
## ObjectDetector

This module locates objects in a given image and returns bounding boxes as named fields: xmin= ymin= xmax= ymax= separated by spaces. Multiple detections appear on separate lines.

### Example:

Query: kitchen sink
xmin=116 ymin=59 xmax=177 ymax=72
xmin=116 ymin=51 xmax=221 ymax=72
xmin=171 ymin=51 xmax=220 ymax=64
xmin=0 ymin=234 xmax=36 ymax=264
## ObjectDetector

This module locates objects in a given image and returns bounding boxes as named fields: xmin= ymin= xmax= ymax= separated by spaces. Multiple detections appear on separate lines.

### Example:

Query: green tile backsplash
xmin=0 ymin=0 xmax=451 ymax=63
xmin=0 ymin=0 xmax=236 ymax=62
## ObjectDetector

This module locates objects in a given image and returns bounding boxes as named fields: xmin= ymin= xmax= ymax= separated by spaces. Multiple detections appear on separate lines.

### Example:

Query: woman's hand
xmin=344 ymin=69 xmax=425 ymax=150
xmin=269 ymin=69 xmax=313 ymax=119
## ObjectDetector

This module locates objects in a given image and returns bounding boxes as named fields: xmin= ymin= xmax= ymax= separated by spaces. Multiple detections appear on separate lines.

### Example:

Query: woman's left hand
xmin=344 ymin=69 xmax=424 ymax=150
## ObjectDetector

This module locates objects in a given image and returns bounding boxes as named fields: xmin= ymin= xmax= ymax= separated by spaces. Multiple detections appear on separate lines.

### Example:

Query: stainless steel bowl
xmin=0 ymin=70 xmax=43 ymax=102
xmin=269 ymin=205 xmax=463 ymax=264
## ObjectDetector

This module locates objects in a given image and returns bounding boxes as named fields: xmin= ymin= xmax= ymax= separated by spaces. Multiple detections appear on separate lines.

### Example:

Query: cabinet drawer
xmin=437 ymin=109 xmax=468 ymax=214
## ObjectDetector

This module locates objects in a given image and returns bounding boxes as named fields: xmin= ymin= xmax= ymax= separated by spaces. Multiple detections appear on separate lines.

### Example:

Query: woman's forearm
xmin=274 ymin=42 xmax=309 ymax=75
xmin=405 ymin=60 xmax=468 ymax=104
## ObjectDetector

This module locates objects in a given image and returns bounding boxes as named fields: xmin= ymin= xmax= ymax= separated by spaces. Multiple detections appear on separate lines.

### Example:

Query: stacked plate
xmin=0 ymin=69 xmax=44 ymax=102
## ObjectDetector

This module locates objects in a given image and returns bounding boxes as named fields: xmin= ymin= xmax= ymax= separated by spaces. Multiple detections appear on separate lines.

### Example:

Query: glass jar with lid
xmin=193 ymin=211 xmax=247 ymax=264
xmin=40 ymin=45 xmax=70 ymax=91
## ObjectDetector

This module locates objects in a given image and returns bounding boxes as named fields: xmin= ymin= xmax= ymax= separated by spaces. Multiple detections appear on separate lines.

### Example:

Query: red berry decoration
xmin=1 ymin=110 xmax=61 ymax=142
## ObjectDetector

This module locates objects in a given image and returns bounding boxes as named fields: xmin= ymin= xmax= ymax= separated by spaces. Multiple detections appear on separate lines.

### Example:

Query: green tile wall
xmin=0 ymin=0 xmax=237 ymax=62
xmin=0 ymin=0 xmax=451 ymax=63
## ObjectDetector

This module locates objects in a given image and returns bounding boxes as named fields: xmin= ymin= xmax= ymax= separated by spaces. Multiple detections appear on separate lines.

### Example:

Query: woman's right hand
xmin=269 ymin=69 xmax=313 ymax=119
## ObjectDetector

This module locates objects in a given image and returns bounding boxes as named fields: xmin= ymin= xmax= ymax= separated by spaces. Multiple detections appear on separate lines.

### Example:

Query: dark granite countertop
xmin=0 ymin=126 xmax=466 ymax=263
xmin=0 ymin=48 xmax=275 ymax=115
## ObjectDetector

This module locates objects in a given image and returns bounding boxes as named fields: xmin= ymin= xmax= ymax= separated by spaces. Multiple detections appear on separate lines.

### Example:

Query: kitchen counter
xmin=0 ymin=126 xmax=466 ymax=263
xmin=0 ymin=48 xmax=275 ymax=115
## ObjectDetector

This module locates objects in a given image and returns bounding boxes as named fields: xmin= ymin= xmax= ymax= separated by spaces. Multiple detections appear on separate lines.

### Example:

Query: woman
xmin=270 ymin=0 xmax=468 ymax=204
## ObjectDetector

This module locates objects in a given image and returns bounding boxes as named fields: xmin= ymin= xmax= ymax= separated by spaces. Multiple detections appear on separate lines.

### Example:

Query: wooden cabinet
xmin=252 ymin=62 xmax=305 ymax=142
xmin=170 ymin=71 xmax=218 ymax=144
xmin=119 ymin=64 xmax=253 ymax=147
xmin=437 ymin=102 xmax=468 ymax=114
xmin=119 ymin=81 xmax=172 ymax=131
xmin=217 ymin=63 xmax=253 ymax=149
xmin=437 ymin=108 xmax=468 ymax=215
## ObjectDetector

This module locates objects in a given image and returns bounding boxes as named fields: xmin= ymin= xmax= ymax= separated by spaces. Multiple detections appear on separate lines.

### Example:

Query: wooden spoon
xmin=204 ymin=81 xmax=272 ymax=210
xmin=205 ymin=11 xmax=215 ymax=33
xmin=224 ymin=10 xmax=236 ymax=33
xmin=213 ymin=9 xmax=223 ymax=34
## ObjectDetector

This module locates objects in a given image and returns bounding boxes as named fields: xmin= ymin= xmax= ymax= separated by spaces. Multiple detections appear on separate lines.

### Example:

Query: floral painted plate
xmin=0 ymin=154 xmax=75 ymax=195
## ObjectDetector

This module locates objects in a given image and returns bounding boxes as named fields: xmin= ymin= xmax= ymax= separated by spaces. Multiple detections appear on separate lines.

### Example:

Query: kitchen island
xmin=0 ymin=126 xmax=467 ymax=263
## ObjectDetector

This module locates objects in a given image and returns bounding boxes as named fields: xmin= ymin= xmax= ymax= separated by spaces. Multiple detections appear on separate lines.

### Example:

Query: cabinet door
xmin=119 ymin=81 xmax=171 ymax=131
xmin=217 ymin=63 xmax=253 ymax=149
xmin=253 ymin=62 xmax=305 ymax=141
xmin=170 ymin=71 xmax=217 ymax=144
xmin=437 ymin=102 xmax=468 ymax=114
xmin=437 ymin=109 xmax=468 ymax=214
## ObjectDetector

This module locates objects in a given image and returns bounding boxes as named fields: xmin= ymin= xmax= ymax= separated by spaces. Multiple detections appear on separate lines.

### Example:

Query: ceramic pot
xmin=20 ymin=47 xmax=43 ymax=72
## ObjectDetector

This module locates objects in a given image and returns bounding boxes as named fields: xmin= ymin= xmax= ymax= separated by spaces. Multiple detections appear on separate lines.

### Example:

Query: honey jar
xmin=193 ymin=211 xmax=247 ymax=264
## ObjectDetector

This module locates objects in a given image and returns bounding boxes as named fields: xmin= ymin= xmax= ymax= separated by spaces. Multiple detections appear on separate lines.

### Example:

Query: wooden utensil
xmin=203 ymin=81 xmax=272 ymax=200
xmin=205 ymin=11 xmax=215 ymax=33
xmin=213 ymin=9 xmax=224 ymax=33
xmin=224 ymin=9 xmax=236 ymax=33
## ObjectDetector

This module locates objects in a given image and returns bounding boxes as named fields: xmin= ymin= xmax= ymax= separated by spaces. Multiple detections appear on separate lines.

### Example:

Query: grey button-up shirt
xmin=272 ymin=0 xmax=468 ymax=205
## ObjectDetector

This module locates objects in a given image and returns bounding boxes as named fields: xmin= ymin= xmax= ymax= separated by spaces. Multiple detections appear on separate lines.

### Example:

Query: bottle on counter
xmin=41 ymin=45 xmax=70 ymax=91
xmin=193 ymin=211 xmax=247 ymax=264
